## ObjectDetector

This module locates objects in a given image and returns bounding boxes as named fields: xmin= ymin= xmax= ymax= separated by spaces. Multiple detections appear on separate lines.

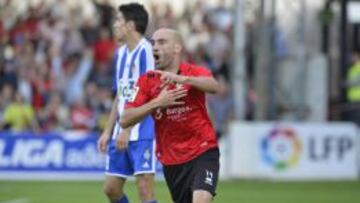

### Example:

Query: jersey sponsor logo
xmin=166 ymin=106 xmax=193 ymax=121
xmin=204 ymin=169 xmax=213 ymax=186
xmin=154 ymin=106 xmax=193 ymax=121
xmin=166 ymin=106 xmax=192 ymax=115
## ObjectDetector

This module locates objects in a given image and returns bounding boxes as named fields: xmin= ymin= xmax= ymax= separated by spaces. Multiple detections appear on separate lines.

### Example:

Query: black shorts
xmin=163 ymin=148 xmax=220 ymax=203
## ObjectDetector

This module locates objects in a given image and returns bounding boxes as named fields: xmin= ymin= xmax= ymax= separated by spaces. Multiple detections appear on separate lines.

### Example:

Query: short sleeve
xmin=125 ymin=74 xmax=150 ymax=108
xmin=192 ymin=66 xmax=213 ymax=77
xmin=139 ymin=42 xmax=155 ymax=74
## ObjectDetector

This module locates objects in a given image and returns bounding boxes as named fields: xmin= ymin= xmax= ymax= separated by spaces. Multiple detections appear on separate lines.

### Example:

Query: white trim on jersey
xmin=112 ymin=38 xmax=155 ymax=141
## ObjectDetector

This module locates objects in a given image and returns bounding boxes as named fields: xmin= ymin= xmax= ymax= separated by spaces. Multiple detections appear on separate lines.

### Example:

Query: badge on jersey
xmin=117 ymin=80 xmax=137 ymax=103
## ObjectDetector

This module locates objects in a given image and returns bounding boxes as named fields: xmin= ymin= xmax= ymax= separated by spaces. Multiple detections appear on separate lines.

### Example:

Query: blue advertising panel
xmin=0 ymin=131 xmax=163 ymax=180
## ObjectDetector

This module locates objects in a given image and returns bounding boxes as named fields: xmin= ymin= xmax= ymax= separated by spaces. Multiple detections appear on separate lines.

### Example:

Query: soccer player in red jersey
xmin=120 ymin=28 xmax=221 ymax=203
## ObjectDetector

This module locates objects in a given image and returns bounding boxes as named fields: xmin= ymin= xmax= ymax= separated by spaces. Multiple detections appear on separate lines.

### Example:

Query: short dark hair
xmin=118 ymin=3 xmax=149 ymax=35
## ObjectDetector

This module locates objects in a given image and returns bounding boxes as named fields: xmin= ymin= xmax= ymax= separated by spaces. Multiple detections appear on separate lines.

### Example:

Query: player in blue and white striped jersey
xmin=97 ymin=3 xmax=157 ymax=203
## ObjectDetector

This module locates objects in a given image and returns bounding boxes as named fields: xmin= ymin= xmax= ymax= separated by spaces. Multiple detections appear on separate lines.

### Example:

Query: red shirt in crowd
xmin=126 ymin=63 xmax=218 ymax=165
xmin=70 ymin=105 xmax=93 ymax=131
xmin=93 ymin=38 xmax=116 ymax=64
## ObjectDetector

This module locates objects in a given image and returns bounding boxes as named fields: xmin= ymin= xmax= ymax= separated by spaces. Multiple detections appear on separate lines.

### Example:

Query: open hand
xmin=155 ymin=86 xmax=187 ymax=108
xmin=116 ymin=128 xmax=131 ymax=150
xmin=97 ymin=132 xmax=110 ymax=154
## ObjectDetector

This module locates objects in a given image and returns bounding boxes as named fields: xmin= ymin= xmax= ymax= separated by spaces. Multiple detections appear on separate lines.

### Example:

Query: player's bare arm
xmin=155 ymin=70 xmax=221 ymax=94
xmin=97 ymin=97 xmax=119 ymax=153
xmin=120 ymin=87 xmax=187 ymax=128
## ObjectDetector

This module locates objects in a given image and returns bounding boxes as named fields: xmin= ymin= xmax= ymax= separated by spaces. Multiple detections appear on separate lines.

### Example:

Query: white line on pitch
xmin=0 ymin=198 xmax=29 ymax=203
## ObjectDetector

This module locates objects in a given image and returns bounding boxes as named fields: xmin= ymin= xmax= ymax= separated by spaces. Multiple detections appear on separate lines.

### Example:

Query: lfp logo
xmin=261 ymin=127 xmax=302 ymax=170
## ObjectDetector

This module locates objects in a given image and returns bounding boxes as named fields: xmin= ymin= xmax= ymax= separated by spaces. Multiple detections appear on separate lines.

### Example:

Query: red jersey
xmin=126 ymin=63 xmax=218 ymax=165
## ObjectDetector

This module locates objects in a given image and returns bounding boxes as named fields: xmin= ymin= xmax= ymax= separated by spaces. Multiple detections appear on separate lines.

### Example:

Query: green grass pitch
xmin=1 ymin=180 xmax=360 ymax=203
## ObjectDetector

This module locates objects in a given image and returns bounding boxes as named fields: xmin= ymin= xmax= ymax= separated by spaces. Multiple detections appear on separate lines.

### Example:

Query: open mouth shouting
xmin=153 ymin=52 xmax=160 ymax=65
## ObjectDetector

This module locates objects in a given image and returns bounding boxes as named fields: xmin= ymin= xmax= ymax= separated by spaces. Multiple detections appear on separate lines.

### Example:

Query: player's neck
xmin=126 ymin=32 xmax=142 ymax=52
xmin=167 ymin=57 xmax=181 ymax=74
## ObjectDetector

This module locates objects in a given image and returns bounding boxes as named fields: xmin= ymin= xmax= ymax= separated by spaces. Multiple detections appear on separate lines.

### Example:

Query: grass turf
xmin=0 ymin=180 xmax=360 ymax=203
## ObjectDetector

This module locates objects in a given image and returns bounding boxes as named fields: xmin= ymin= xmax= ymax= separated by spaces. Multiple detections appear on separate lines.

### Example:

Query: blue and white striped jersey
xmin=112 ymin=38 xmax=155 ymax=141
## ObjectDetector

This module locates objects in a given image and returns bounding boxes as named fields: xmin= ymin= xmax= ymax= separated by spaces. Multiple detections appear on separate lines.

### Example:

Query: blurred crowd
xmin=0 ymin=0 xmax=234 ymax=137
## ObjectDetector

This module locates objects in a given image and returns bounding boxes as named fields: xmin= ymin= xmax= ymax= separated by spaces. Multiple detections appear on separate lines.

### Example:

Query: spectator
xmin=62 ymin=49 xmax=94 ymax=104
xmin=93 ymin=27 xmax=115 ymax=66
xmin=345 ymin=51 xmax=360 ymax=125
xmin=62 ymin=23 xmax=85 ymax=58
xmin=70 ymin=96 xmax=94 ymax=132
xmin=80 ymin=17 xmax=98 ymax=46
xmin=84 ymin=81 xmax=100 ymax=110
xmin=204 ymin=23 xmax=231 ymax=75
xmin=29 ymin=63 xmax=51 ymax=111
xmin=0 ymin=83 xmax=15 ymax=126
xmin=2 ymin=91 xmax=39 ymax=132
xmin=347 ymin=51 xmax=360 ymax=102
xmin=91 ymin=0 xmax=114 ymax=34
xmin=0 ymin=0 xmax=236 ymax=133
xmin=0 ymin=44 xmax=17 ymax=89
xmin=39 ymin=92 xmax=69 ymax=132
xmin=50 ymin=0 xmax=69 ymax=20
xmin=209 ymin=1 xmax=233 ymax=32
xmin=17 ymin=66 xmax=32 ymax=104
xmin=88 ymin=62 xmax=112 ymax=88
xmin=38 ymin=14 xmax=66 ymax=52
xmin=207 ymin=75 xmax=234 ymax=139
xmin=94 ymin=85 xmax=112 ymax=131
